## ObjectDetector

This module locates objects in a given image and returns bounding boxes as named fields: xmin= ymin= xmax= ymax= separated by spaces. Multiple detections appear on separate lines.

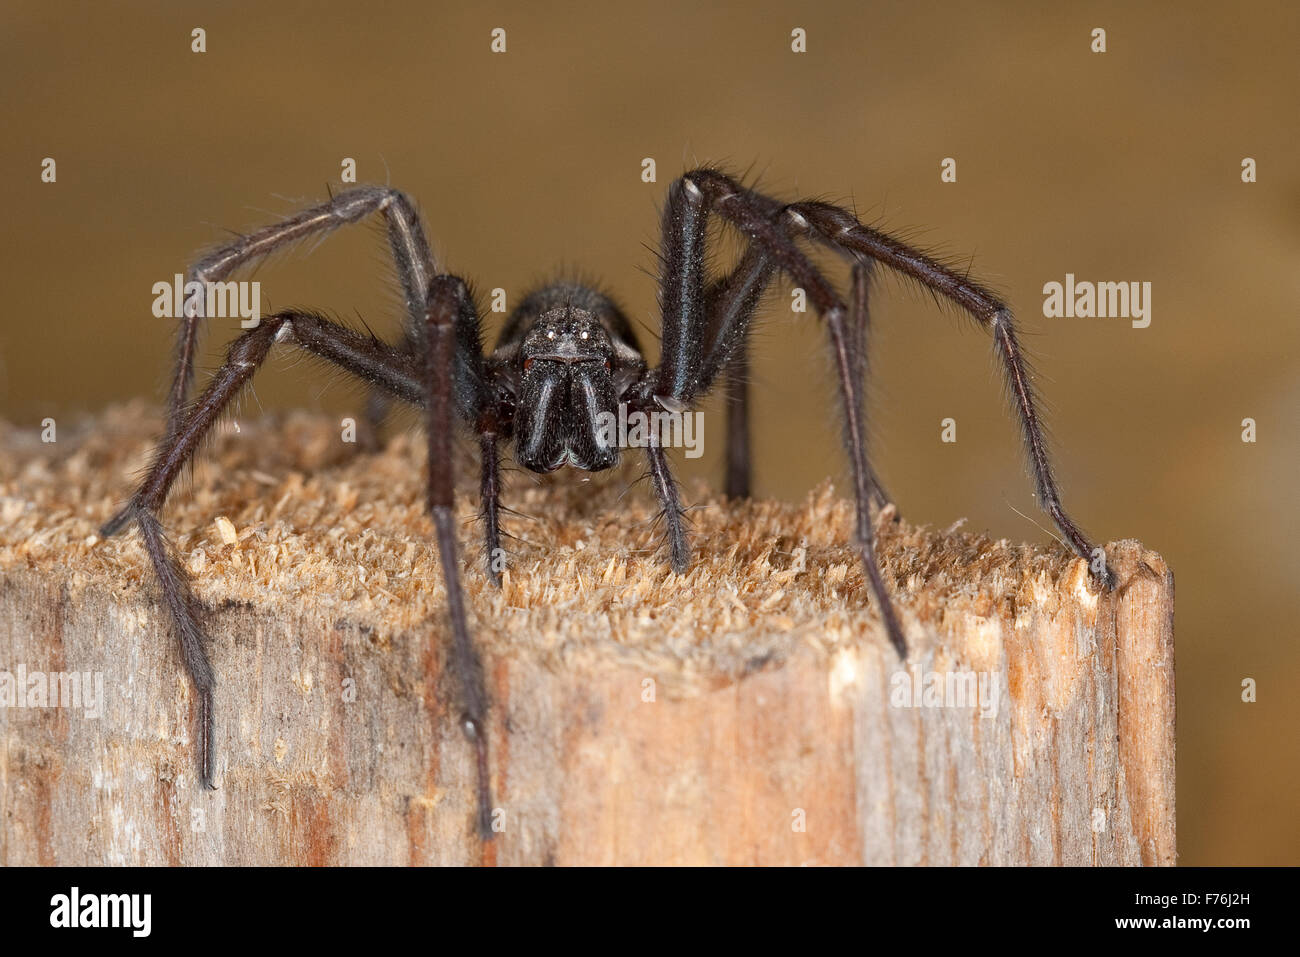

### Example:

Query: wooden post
xmin=0 ymin=405 xmax=1175 ymax=865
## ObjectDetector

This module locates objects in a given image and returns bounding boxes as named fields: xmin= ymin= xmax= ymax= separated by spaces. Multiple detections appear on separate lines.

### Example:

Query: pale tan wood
xmin=0 ymin=405 xmax=1174 ymax=865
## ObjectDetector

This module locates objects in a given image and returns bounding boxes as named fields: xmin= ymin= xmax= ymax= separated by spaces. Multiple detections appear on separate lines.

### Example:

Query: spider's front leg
xmin=477 ymin=431 xmax=505 ymax=586
xmin=420 ymin=275 xmax=499 ymax=840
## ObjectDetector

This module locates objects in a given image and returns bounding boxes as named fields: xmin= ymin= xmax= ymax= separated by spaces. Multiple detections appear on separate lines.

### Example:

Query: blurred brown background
xmin=2 ymin=1 xmax=1296 ymax=864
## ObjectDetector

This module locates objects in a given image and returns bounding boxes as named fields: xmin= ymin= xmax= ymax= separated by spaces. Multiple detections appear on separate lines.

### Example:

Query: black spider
xmin=101 ymin=169 xmax=1113 ymax=838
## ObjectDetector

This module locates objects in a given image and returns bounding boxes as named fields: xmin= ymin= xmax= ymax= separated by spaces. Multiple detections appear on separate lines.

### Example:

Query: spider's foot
xmin=859 ymin=547 xmax=908 ymax=658
xmin=483 ymin=538 xmax=506 ymax=586
xmin=656 ymin=507 xmax=691 ymax=574
xmin=1095 ymin=562 xmax=1120 ymax=592
xmin=887 ymin=627 xmax=909 ymax=659
xmin=460 ymin=713 xmax=496 ymax=842
xmin=879 ymin=603 xmax=908 ymax=659
xmin=198 ymin=685 xmax=219 ymax=790
xmin=869 ymin=488 xmax=894 ymax=514
xmin=1080 ymin=542 xmax=1120 ymax=592
xmin=878 ymin=581 xmax=909 ymax=657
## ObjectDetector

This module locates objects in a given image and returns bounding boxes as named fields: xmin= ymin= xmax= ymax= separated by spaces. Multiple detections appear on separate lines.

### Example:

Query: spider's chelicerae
xmin=102 ymin=168 xmax=1113 ymax=837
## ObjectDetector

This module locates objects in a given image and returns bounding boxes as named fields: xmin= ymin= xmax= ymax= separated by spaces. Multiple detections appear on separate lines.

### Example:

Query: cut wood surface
xmin=0 ymin=404 xmax=1175 ymax=865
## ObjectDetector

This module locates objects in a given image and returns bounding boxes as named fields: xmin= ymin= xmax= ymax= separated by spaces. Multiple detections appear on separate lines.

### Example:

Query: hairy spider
xmin=101 ymin=169 xmax=1113 ymax=838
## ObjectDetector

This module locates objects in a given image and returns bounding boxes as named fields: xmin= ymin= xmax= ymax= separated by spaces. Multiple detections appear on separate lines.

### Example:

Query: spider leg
xmin=421 ymin=276 xmax=496 ymax=839
xmin=479 ymin=433 xmax=504 ymax=585
xmin=645 ymin=439 xmax=689 ymax=573
xmin=848 ymin=260 xmax=892 ymax=509
xmin=626 ymin=190 xmax=773 ymax=571
xmin=722 ymin=349 xmax=751 ymax=499
xmin=358 ymin=381 xmax=397 ymax=453
xmin=701 ymin=244 xmax=772 ymax=500
xmin=781 ymin=198 xmax=1114 ymax=588
xmin=167 ymin=187 xmax=436 ymax=441
xmin=661 ymin=169 xmax=1113 ymax=654
xmin=104 ymin=311 xmax=422 ymax=786
xmin=100 ymin=307 xmax=423 ymax=536
xmin=652 ymin=170 xmax=909 ymax=654
xmin=699 ymin=224 xmax=891 ymax=508
xmin=356 ymin=331 xmax=418 ymax=453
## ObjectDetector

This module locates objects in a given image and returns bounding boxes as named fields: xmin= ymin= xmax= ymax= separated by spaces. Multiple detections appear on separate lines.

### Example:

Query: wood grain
xmin=0 ymin=405 xmax=1175 ymax=865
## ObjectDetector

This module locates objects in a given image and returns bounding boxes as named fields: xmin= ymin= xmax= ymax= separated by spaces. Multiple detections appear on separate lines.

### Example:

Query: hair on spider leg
xmin=489 ymin=526 xmax=542 ymax=554
xmin=644 ymin=498 xmax=694 ymax=531
xmin=1002 ymin=493 xmax=1072 ymax=553
xmin=478 ymin=493 xmax=541 ymax=523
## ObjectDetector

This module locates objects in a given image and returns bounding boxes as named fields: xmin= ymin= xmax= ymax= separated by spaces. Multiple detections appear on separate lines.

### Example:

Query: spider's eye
xmin=603 ymin=360 xmax=612 ymax=371
xmin=523 ymin=358 xmax=534 ymax=371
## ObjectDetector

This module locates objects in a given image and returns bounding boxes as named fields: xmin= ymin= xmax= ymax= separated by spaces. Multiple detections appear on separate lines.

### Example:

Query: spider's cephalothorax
xmin=101 ymin=170 xmax=1114 ymax=840
xmin=491 ymin=284 xmax=645 ymax=474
